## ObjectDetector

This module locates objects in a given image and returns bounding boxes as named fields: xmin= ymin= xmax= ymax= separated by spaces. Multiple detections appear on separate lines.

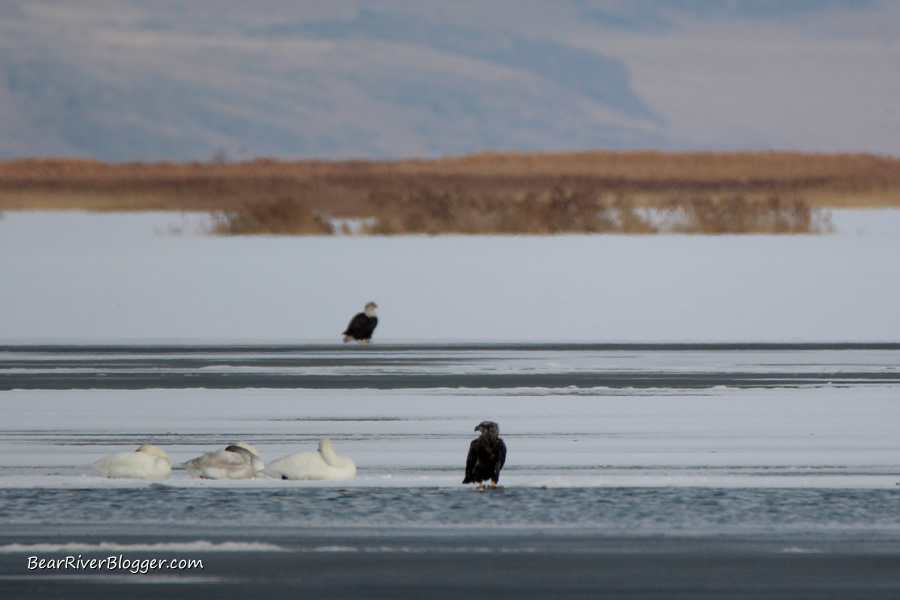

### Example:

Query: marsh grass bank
xmin=2 ymin=150 xmax=896 ymax=234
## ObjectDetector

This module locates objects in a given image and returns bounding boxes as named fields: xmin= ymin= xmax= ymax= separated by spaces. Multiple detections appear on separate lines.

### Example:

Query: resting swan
xmin=181 ymin=442 xmax=265 ymax=479
xmin=92 ymin=444 xmax=171 ymax=479
xmin=264 ymin=438 xmax=356 ymax=481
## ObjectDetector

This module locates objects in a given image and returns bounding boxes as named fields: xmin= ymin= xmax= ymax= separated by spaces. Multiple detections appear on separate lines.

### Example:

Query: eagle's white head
xmin=364 ymin=302 xmax=378 ymax=317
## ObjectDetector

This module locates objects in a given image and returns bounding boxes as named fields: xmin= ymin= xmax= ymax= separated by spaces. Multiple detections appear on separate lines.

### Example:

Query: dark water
xmin=3 ymin=487 xmax=900 ymax=599
xmin=4 ymin=531 xmax=900 ymax=600
xmin=3 ymin=487 xmax=900 ymax=533
xmin=2 ymin=342 xmax=899 ymax=390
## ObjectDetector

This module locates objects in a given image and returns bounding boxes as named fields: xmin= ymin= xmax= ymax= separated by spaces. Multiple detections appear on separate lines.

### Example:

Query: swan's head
xmin=317 ymin=438 xmax=333 ymax=453
xmin=226 ymin=442 xmax=263 ymax=458
xmin=364 ymin=302 xmax=377 ymax=317
xmin=136 ymin=444 xmax=170 ymax=460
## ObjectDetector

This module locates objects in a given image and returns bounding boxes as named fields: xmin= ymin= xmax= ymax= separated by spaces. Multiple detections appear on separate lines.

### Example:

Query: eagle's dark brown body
xmin=342 ymin=302 xmax=378 ymax=343
xmin=463 ymin=421 xmax=506 ymax=488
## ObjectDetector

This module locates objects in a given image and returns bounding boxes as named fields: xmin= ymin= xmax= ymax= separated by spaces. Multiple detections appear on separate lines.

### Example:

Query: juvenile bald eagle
xmin=463 ymin=421 xmax=506 ymax=489
xmin=342 ymin=301 xmax=378 ymax=343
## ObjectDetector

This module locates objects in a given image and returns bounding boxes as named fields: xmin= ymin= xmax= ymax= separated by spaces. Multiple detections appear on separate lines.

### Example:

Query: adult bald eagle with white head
xmin=342 ymin=301 xmax=378 ymax=343
xmin=463 ymin=421 xmax=507 ymax=489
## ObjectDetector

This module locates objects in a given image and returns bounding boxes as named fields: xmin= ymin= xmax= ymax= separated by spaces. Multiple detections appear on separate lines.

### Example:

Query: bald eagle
xmin=342 ymin=301 xmax=378 ymax=343
xmin=463 ymin=421 xmax=506 ymax=489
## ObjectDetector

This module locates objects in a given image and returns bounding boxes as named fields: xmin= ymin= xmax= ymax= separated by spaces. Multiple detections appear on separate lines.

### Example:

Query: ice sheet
xmin=2 ymin=384 xmax=898 ymax=489
xmin=0 ymin=209 xmax=898 ymax=343
xmin=0 ymin=211 xmax=898 ymax=490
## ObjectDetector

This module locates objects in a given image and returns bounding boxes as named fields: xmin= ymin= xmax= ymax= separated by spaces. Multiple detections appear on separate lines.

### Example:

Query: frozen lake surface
xmin=1 ymin=343 xmax=900 ymax=598
xmin=2 ymin=343 xmax=900 ymax=599
xmin=1 ymin=211 xmax=899 ymax=597
xmin=1 ymin=343 xmax=899 ymax=491
xmin=1 ymin=209 xmax=899 ymax=343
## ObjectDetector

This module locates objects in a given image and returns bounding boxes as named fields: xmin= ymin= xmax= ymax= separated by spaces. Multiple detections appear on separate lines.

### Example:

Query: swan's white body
xmin=264 ymin=438 xmax=356 ymax=481
xmin=181 ymin=442 xmax=265 ymax=479
xmin=92 ymin=444 xmax=171 ymax=479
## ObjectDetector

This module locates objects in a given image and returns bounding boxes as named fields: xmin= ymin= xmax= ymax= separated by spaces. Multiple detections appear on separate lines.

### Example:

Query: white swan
xmin=181 ymin=442 xmax=265 ymax=479
xmin=92 ymin=444 xmax=172 ymax=479
xmin=264 ymin=438 xmax=356 ymax=481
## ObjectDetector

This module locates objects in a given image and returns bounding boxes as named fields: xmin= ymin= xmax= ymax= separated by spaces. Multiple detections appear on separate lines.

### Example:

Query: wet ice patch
xmin=0 ymin=541 xmax=290 ymax=553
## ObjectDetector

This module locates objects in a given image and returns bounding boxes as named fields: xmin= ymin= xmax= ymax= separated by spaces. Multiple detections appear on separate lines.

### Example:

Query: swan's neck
xmin=319 ymin=445 xmax=338 ymax=466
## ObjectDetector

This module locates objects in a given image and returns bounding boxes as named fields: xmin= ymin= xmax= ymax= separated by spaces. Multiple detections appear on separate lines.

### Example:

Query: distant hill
xmin=0 ymin=1 xmax=896 ymax=161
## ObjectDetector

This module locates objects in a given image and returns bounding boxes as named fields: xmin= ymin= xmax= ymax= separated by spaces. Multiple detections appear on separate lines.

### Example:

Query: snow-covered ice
xmin=0 ymin=209 xmax=898 ymax=343
xmin=1 ymin=382 xmax=898 ymax=490
xmin=0 ymin=210 xmax=898 ymax=491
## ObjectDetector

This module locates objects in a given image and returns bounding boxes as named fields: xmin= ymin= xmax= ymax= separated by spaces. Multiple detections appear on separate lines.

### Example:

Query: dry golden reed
xmin=361 ymin=187 xmax=653 ymax=235
xmin=660 ymin=195 xmax=833 ymax=235
xmin=0 ymin=151 xmax=895 ymax=234
xmin=211 ymin=197 xmax=333 ymax=235
xmin=358 ymin=187 xmax=828 ymax=235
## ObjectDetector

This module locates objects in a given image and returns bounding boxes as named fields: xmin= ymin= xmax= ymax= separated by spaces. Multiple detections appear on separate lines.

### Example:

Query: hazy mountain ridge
xmin=0 ymin=1 xmax=892 ymax=161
